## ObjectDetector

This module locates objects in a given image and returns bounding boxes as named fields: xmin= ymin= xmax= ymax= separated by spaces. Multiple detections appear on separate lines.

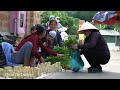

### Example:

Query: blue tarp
xmin=92 ymin=11 xmax=117 ymax=22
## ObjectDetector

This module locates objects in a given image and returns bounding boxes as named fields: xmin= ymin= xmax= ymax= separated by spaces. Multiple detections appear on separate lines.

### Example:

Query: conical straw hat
xmin=78 ymin=21 xmax=98 ymax=32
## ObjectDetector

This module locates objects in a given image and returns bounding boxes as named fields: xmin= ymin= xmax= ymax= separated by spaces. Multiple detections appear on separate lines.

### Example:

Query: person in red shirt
xmin=30 ymin=24 xmax=57 ymax=59
xmin=11 ymin=24 xmax=64 ymax=66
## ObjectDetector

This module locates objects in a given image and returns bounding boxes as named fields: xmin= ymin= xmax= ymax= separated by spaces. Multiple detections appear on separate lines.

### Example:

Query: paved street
xmin=43 ymin=50 xmax=120 ymax=79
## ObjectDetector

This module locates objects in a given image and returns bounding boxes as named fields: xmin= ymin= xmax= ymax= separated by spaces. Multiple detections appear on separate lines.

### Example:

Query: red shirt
xmin=15 ymin=34 xmax=57 ymax=60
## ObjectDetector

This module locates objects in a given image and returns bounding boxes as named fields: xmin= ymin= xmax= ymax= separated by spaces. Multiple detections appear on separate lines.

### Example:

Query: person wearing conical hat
xmin=71 ymin=21 xmax=110 ymax=73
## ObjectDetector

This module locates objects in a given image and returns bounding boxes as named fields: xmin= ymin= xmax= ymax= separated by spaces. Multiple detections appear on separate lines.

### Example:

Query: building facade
xmin=0 ymin=11 xmax=42 ymax=37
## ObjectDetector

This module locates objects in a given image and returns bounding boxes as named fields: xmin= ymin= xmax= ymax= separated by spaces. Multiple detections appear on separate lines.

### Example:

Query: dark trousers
xmin=82 ymin=49 xmax=110 ymax=69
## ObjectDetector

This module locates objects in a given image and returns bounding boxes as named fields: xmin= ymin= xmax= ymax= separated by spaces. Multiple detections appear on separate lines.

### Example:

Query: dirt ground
xmin=110 ymin=50 xmax=120 ymax=61
xmin=43 ymin=50 xmax=120 ymax=79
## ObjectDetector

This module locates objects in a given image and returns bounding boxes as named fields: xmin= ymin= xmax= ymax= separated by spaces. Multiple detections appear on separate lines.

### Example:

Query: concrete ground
xmin=43 ymin=50 xmax=120 ymax=79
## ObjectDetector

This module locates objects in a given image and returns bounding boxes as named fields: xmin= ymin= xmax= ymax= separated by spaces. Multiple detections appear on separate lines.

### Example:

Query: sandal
xmin=88 ymin=68 xmax=102 ymax=73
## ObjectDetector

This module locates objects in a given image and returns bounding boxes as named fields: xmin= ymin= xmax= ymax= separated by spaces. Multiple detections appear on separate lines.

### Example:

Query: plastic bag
xmin=70 ymin=49 xmax=84 ymax=72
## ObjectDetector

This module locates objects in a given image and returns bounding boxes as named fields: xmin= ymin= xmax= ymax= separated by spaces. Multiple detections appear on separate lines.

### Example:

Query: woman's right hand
xmin=57 ymin=54 xmax=64 ymax=60
xmin=40 ymin=57 xmax=45 ymax=63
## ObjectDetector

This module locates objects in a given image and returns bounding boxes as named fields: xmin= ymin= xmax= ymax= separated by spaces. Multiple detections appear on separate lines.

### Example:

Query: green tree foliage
xmin=67 ymin=11 xmax=98 ymax=22
xmin=41 ymin=11 xmax=79 ymax=35
xmin=41 ymin=11 xmax=68 ymax=24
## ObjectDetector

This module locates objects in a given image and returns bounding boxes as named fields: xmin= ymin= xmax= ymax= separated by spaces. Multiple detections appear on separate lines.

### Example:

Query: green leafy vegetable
xmin=63 ymin=36 xmax=78 ymax=48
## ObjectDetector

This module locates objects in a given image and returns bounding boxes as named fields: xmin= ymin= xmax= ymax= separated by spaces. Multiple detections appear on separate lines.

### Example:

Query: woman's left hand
xmin=43 ymin=42 xmax=47 ymax=47
xmin=14 ymin=51 xmax=18 ymax=54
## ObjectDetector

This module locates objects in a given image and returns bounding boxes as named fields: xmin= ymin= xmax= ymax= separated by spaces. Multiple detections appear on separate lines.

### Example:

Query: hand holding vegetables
xmin=40 ymin=57 xmax=45 ymax=63
xmin=57 ymin=54 xmax=64 ymax=59
xmin=71 ymin=44 xmax=78 ymax=49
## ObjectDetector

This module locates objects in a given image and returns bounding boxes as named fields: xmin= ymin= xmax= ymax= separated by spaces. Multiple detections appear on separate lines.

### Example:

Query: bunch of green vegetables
xmin=45 ymin=36 xmax=78 ymax=69
xmin=63 ymin=36 xmax=78 ymax=49
xmin=45 ymin=47 xmax=71 ymax=69
xmin=52 ymin=47 xmax=68 ymax=54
